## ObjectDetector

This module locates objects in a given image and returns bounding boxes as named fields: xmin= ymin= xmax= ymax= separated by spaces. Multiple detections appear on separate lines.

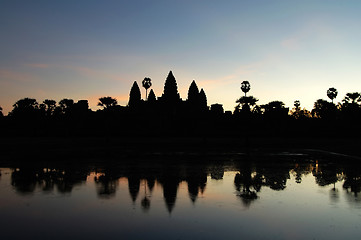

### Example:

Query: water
xmin=1 ymin=152 xmax=361 ymax=239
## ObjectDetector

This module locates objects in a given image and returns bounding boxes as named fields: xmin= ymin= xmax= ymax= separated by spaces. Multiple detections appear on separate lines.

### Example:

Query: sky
xmin=1 ymin=0 xmax=361 ymax=114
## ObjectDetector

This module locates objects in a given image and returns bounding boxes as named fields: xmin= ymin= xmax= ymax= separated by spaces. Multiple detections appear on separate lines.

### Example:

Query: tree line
xmin=0 ymin=71 xmax=360 ymax=137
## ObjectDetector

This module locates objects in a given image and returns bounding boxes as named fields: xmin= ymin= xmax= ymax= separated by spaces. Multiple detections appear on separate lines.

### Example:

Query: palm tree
xmin=294 ymin=100 xmax=301 ymax=109
xmin=241 ymin=81 xmax=251 ymax=96
xmin=327 ymin=87 xmax=338 ymax=103
xmin=142 ymin=77 xmax=152 ymax=100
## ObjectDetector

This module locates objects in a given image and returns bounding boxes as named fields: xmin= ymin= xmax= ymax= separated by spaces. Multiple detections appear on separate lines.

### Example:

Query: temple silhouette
xmin=0 ymin=70 xmax=360 ymax=157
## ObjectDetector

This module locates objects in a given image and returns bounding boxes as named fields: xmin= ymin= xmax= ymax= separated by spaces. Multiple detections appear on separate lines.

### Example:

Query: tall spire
xmin=162 ymin=71 xmax=180 ymax=103
xmin=128 ymin=81 xmax=141 ymax=108
xmin=187 ymin=80 xmax=199 ymax=103
xmin=199 ymin=88 xmax=207 ymax=110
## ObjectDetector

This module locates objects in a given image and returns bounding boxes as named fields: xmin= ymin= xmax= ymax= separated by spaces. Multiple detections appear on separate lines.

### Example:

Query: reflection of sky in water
xmin=0 ymin=166 xmax=361 ymax=240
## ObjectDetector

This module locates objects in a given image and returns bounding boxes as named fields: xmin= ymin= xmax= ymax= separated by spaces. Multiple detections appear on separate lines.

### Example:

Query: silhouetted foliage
xmin=312 ymin=99 xmax=337 ymax=119
xmin=241 ymin=81 xmax=251 ymax=96
xmin=59 ymin=98 xmax=74 ymax=114
xmin=98 ymin=96 xmax=118 ymax=109
xmin=290 ymin=100 xmax=311 ymax=119
xmin=261 ymin=101 xmax=289 ymax=118
xmin=2 ymin=70 xmax=361 ymax=139
xmin=343 ymin=92 xmax=361 ymax=104
xmin=9 ymin=98 xmax=39 ymax=118
xmin=327 ymin=87 xmax=338 ymax=103
xmin=235 ymin=96 xmax=259 ymax=113
xmin=42 ymin=99 xmax=57 ymax=117
xmin=142 ymin=77 xmax=152 ymax=100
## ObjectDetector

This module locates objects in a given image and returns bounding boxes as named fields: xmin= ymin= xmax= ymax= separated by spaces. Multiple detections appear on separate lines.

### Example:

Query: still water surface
xmin=1 ymin=153 xmax=361 ymax=239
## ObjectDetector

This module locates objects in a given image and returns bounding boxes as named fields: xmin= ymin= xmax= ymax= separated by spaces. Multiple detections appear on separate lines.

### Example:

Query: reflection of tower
xmin=128 ymin=176 xmax=140 ymax=202
xmin=141 ymin=179 xmax=151 ymax=212
xmin=187 ymin=172 xmax=207 ymax=203
xmin=162 ymin=179 xmax=179 ymax=213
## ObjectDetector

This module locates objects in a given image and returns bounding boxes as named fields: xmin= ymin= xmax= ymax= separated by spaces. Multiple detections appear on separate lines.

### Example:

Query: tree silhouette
xmin=43 ymin=99 xmax=57 ymax=116
xmin=235 ymin=96 xmax=258 ymax=112
xmin=241 ymin=81 xmax=251 ymax=96
xmin=10 ymin=98 xmax=39 ymax=118
xmin=312 ymin=99 xmax=337 ymax=119
xmin=128 ymin=81 xmax=141 ymax=108
xmin=98 ymin=96 xmax=118 ymax=109
xmin=327 ymin=87 xmax=338 ymax=103
xmin=142 ymin=77 xmax=152 ymax=100
xmin=59 ymin=98 xmax=74 ymax=114
xmin=343 ymin=92 xmax=361 ymax=104
xmin=294 ymin=100 xmax=300 ymax=109
xmin=290 ymin=100 xmax=311 ymax=119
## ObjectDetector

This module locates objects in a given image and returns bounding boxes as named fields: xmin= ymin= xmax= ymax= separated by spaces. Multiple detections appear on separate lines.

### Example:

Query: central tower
xmin=161 ymin=71 xmax=181 ymax=104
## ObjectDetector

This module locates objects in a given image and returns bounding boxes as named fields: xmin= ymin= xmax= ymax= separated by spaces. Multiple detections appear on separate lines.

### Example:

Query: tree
xmin=261 ymin=101 xmax=289 ymax=119
xmin=290 ymin=100 xmax=311 ymax=119
xmin=58 ymin=99 xmax=74 ymax=114
xmin=98 ymin=96 xmax=117 ymax=109
xmin=43 ymin=99 xmax=57 ymax=116
xmin=142 ymin=77 xmax=152 ymax=100
xmin=327 ymin=87 xmax=338 ymax=103
xmin=241 ymin=81 xmax=251 ymax=96
xmin=10 ymin=98 xmax=39 ymax=118
xmin=236 ymin=96 xmax=258 ymax=109
xmin=128 ymin=81 xmax=141 ymax=108
xmin=312 ymin=99 xmax=337 ymax=119
xmin=294 ymin=100 xmax=301 ymax=109
xmin=343 ymin=92 xmax=361 ymax=104
xmin=340 ymin=92 xmax=361 ymax=121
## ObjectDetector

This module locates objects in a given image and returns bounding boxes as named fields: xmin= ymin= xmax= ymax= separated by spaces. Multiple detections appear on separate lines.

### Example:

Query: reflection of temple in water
xmin=7 ymin=157 xmax=361 ymax=211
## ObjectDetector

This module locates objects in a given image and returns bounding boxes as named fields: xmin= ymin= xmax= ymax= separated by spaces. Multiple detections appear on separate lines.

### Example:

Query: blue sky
xmin=1 ymin=0 xmax=361 ymax=114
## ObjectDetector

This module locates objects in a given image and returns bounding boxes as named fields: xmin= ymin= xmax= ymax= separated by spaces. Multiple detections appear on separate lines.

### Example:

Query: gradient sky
xmin=1 ymin=0 xmax=361 ymax=114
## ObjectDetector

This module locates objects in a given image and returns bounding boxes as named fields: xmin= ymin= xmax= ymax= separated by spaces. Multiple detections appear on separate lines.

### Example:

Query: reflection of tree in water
xmin=234 ymin=161 xmax=263 ymax=207
xmin=343 ymin=164 xmax=361 ymax=204
xmin=291 ymin=162 xmax=313 ymax=183
xmin=312 ymin=161 xmax=343 ymax=188
xmin=210 ymin=165 xmax=224 ymax=180
xmin=259 ymin=163 xmax=290 ymax=191
xmin=95 ymin=174 xmax=118 ymax=198
xmin=11 ymin=168 xmax=38 ymax=194
xmin=11 ymin=167 xmax=88 ymax=194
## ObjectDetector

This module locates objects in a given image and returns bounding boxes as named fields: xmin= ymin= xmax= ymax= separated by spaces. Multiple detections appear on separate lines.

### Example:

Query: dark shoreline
xmin=0 ymin=136 xmax=360 ymax=163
